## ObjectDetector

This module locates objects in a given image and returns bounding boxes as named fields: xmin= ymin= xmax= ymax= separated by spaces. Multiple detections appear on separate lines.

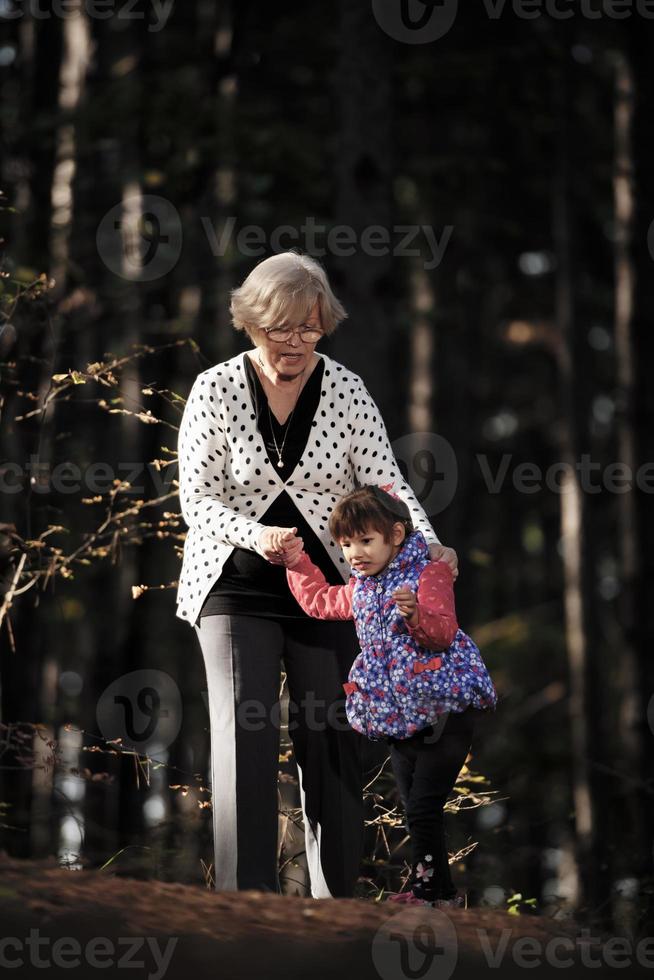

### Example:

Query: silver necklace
xmin=256 ymin=350 xmax=307 ymax=469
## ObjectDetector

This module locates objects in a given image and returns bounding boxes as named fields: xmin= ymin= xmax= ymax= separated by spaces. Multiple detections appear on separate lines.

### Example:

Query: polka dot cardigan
xmin=175 ymin=349 xmax=442 ymax=627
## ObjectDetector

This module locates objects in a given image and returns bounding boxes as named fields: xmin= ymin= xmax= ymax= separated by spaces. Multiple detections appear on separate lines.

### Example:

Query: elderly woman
xmin=176 ymin=251 xmax=457 ymax=898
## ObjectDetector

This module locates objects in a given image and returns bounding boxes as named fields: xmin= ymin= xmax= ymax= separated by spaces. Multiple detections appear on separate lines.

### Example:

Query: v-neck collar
xmin=244 ymin=349 xmax=323 ymax=427
xmin=239 ymin=349 xmax=327 ymax=489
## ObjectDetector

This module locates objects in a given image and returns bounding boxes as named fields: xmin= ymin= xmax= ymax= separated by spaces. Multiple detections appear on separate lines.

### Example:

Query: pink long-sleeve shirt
xmin=286 ymin=553 xmax=459 ymax=652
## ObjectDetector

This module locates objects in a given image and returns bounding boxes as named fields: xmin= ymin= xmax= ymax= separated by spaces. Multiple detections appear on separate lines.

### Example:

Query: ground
xmin=0 ymin=853 xmax=650 ymax=979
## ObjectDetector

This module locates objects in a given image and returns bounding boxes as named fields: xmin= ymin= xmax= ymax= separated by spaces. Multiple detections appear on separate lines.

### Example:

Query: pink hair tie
xmin=379 ymin=482 xmax=402 ymax=503
xmin=372 ymin=483 xmax=411 ymax=525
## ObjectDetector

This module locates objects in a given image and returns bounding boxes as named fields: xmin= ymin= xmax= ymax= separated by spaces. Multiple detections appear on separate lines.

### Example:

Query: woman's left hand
xmin=428 ymin=544 xmax=459 ymax=580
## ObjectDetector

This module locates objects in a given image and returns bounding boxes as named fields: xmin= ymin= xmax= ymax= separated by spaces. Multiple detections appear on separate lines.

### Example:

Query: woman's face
xmin=256 ymin=299 xmax=323 ymax=381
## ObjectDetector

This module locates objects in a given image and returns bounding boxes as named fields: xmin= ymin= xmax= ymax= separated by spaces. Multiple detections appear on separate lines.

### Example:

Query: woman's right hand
xmin=258 ymin=526 xmax=304 ymax=565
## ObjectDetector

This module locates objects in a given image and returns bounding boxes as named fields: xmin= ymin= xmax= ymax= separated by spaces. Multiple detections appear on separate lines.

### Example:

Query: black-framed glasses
xmin=263 ymin=325 xmax=324 ymax=343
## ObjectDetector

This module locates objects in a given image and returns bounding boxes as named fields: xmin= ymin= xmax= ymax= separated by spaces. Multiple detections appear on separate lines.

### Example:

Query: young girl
xmin=283 ymin=483 xmax=498 ymax=907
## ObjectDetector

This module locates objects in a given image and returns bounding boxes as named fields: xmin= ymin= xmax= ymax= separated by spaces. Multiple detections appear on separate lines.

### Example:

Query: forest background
xmin=1 ymin=0 xmax=653 ymax=938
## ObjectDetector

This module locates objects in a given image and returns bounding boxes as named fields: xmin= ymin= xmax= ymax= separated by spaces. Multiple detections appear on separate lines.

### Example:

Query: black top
xmin=200 ymin=353 xmax=345 ymax=619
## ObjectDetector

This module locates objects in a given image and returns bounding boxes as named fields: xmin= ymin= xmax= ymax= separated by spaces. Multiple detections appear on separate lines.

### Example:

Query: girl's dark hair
xmin=328 ymin=485 xmax=414 ymax=543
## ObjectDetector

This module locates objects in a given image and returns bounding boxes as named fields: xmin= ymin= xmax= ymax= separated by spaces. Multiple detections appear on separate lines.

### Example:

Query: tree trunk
xmin=331 ymin=2 xmax=395 ymax=417
xmin=551 ymin=60 xmax=609 ymax=930
xmin=628 ymin=26 xmax=654 ymax=937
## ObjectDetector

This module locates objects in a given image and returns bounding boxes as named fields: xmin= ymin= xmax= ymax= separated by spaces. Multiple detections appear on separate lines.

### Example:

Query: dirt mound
xmin=0 ymin=853 xmax=645 ymax=979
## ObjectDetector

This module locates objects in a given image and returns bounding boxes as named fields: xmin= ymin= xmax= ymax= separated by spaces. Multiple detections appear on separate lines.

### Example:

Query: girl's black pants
xmin=388 ymin=706 xmax=481 ymax=900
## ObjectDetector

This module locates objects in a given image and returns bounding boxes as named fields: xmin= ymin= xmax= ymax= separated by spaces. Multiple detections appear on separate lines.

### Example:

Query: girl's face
xmin=339 ymin=523 xmax=406 ymax=576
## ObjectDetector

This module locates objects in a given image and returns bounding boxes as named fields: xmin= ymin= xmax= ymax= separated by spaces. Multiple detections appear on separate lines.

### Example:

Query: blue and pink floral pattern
xmin=345 ymin=529 xmax=498 ymax=740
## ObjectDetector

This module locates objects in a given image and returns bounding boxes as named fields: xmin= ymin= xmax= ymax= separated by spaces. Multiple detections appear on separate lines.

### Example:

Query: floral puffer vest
xmin=345 ymin=529 xmax=498 ymax=740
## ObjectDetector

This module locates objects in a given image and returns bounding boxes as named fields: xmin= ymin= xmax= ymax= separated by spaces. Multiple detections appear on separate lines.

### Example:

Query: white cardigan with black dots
xmin=175 ymin=348 xmax=441 ymax=626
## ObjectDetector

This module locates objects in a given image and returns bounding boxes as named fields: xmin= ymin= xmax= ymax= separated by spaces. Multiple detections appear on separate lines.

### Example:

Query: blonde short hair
xmin=230 ymin=251 xmax=348 ymax=341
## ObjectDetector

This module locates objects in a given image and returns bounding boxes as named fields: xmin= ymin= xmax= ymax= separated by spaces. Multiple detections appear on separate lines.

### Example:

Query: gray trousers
xmin=194 ymin=614 xmax=364 ymax=897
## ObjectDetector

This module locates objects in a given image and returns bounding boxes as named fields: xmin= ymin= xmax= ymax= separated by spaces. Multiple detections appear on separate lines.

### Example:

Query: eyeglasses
xmin=263 ymin=325 xmax=324 ymax=343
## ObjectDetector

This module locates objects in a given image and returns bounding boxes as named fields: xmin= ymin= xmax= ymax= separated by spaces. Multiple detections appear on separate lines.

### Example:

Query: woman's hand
xmin=258 ymin=526 xmax=304 ymax=565
xmin=428 ymin=544 xmax=459 ymax=580
xmin=392 ymin=587 xmax=419 ymax=628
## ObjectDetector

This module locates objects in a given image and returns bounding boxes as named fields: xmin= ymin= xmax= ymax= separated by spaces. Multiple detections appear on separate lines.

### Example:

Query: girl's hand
xmin=392 ymin=586 xmax=419 ymax=628
xmin=283 ymin=544 xmax=305 ymax=569
xmin=428 ymin=544 xmax=459 ymax=581
xmin=259 ymin=526 xmax=303 ymax=564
